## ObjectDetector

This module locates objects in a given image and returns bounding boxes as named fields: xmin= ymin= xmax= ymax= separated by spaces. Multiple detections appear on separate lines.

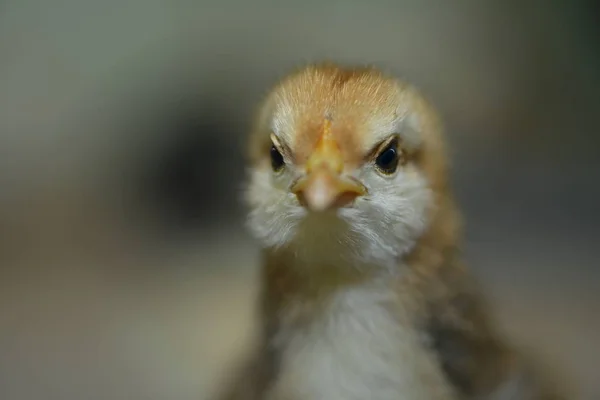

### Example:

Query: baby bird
xmin=217 ymin=63 xmax=566 ymax=400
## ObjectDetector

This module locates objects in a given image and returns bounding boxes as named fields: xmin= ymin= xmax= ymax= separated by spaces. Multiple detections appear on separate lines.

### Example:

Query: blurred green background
xmin=0 ymin=1 xmax=598 ymax=399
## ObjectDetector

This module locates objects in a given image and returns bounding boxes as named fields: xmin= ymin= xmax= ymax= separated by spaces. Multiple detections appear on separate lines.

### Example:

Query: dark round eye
xmin=375 ymin=141 xmax=399 ymax=174
xmin=270 ymin=145 xmax=285 ymax=171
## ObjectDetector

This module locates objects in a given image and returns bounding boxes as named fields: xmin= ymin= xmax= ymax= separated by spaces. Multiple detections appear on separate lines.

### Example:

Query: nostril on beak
xmin=330 ymin=191 xmax=361 ymax=209
xmin=292 ymin=172 xmax=365 ymax=212
xmin=295 ymin=189 xmax=360 ymax=211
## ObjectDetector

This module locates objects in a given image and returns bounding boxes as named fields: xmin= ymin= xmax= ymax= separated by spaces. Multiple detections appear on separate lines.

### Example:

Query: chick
xmin=217 ymin=63 xmax=566 ymax=400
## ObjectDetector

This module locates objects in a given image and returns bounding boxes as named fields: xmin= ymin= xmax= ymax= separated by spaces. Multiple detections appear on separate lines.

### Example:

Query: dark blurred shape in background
xmin=140 ymin=98 xmax=244 ymax=232
xmin=0 ymin=1 xmax=598 ymax=400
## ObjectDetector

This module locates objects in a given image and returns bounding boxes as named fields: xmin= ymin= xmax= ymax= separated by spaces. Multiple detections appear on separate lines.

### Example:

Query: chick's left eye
xmin=270 ymin=145 xmax=285 ymax=171
xmin=375 ymin=141 xmax=399 ymax=174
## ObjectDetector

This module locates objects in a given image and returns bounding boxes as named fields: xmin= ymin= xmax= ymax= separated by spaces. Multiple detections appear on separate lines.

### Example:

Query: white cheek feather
xmin=244 ymin=167 xmax=306 ymax=249
xmin=340 ymin=165 xmax=432 ymax=264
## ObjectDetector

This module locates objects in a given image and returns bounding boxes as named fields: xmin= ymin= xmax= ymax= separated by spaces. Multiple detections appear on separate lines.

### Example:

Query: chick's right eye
xmin=270 ymin=145 xmax=285 ymax=171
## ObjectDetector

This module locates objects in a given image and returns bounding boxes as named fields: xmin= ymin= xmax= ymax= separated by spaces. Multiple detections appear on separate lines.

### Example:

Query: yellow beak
xmin=291 ymin=120 xmax=366 ymax=211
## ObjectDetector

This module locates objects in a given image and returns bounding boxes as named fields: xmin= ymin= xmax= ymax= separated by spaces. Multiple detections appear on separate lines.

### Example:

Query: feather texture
xmin=218 ymin=63 xmax=569 ymax=400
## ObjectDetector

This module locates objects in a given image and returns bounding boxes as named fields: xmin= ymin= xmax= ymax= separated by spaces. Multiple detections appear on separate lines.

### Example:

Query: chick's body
xmin=217 ymin=64 xmax=566 ymax=400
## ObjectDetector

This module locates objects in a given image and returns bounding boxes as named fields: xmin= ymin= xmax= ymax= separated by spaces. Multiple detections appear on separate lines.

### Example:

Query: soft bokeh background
xmin=0 ymin=1 xmax=598 ymax=399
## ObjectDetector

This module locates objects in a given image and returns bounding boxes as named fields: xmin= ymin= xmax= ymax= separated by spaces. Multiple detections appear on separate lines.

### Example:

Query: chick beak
xmin=291 ymin=121 xmax=366 ymax=211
